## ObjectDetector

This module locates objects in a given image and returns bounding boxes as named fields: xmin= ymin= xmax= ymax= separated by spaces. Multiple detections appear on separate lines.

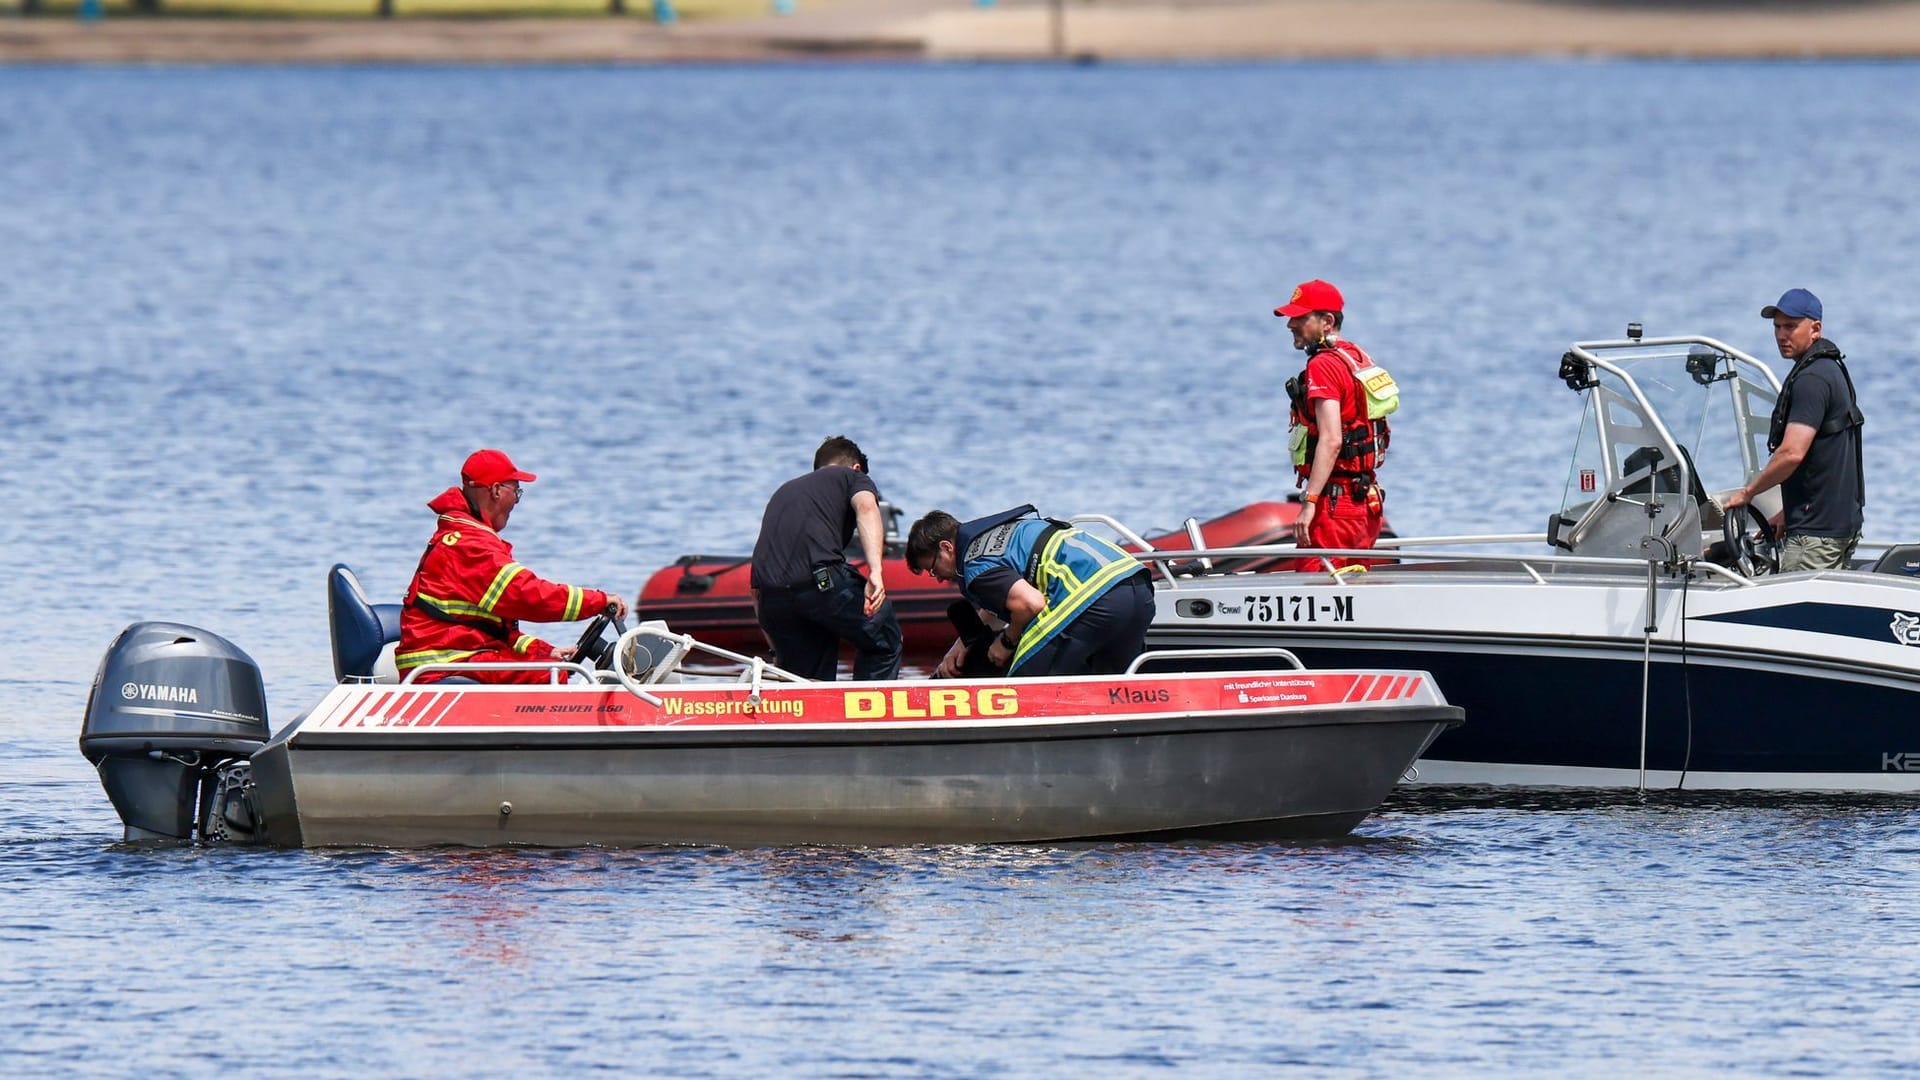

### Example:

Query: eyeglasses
xmin=496 ymin=481 xmax=523 ymax=498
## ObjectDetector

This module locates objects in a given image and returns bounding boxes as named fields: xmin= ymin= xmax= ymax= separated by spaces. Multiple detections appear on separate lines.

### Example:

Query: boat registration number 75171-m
xmin=1241 ymin=594 xmax=1354 ymax=624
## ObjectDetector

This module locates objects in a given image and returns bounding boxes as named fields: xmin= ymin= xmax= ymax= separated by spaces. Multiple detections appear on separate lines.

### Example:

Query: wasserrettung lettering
xmin=660 ymin=697 xmax=804 ymax=718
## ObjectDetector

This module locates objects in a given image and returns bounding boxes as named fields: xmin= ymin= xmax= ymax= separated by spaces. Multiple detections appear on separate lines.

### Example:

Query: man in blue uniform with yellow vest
xmin=906 ymin=506 xmax=1152 ymax=678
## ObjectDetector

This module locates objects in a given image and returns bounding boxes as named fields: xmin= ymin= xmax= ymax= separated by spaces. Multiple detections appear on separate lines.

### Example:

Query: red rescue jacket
xmin=396 ymin=488 xmax=610 ymax=684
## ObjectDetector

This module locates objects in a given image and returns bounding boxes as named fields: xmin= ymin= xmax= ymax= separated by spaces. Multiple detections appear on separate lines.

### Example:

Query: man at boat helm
xmin=1276 ymin=279 xmax=1396 ymax=569
xmin=1720 ymin=288 xmax=1865 ymax=572
xmin=395 ymin=449 xmax=628 ymax=684
xmin=906 ymin=506 xmax=1153 ymax=678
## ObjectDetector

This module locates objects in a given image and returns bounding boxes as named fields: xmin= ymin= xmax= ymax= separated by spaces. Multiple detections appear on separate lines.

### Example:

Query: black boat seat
xmin=328 ymin=563 xmax=402 ymax=684
xmin=1621 ymin=444 xmax=1711 ymax=507
xmin=1562 ymin=443 xmax=1707 ymax=558
xmin=1871 ymin=545 xmax=1920 ymax=576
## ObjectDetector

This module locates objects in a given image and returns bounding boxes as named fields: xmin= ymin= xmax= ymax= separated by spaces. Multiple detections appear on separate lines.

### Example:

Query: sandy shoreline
xmin=9 ymin=1 xmax=1920 ymax=63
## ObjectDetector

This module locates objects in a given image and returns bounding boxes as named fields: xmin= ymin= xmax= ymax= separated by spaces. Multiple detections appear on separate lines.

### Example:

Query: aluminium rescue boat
xmin=78 ymin=568 xmax=1461 ymax=847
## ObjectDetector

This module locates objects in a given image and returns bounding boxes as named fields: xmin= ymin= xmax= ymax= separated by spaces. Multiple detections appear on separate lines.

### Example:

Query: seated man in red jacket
xmin=396 ymin=449 xmax=627 ymax=684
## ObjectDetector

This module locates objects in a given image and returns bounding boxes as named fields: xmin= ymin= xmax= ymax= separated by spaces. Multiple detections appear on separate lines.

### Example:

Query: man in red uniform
xmin=1275 ymin=279 xmax=1390 ymax=569
xmin=396 ymin=449 xmax=628 ymax=684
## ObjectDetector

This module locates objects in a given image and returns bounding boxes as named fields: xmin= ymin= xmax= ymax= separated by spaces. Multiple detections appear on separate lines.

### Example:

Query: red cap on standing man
xmin=1274 ymin=279 xmax=1345 ymax=318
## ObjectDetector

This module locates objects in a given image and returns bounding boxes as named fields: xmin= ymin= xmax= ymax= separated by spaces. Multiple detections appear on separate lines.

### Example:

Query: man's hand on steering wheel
xmin=568 ymin=596 xmax=630 ymax=670
xmin=1721 ymin=504 xmax=1779 ymax=577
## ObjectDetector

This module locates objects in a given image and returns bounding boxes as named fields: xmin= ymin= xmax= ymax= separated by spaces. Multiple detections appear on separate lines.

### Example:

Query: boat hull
xmin=253 ymin=708 xmax=1454 ymax=846
xmin=1149 ymin=568 xmax=1920 ymax=792
xmin=245 ymin=670 xmax=1458 ymax=846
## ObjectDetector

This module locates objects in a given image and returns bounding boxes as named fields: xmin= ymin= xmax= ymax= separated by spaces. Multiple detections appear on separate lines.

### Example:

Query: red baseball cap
xmin=1274 ymin=279 xmax=1345 ymax=318
xmin=461 ymin=448 xmax=537 ymax=486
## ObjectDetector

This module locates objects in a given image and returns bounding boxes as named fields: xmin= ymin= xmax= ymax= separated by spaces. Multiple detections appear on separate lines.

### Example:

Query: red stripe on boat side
xmin=397 ymin=691 xmax=441 ymax=727
xmin=331 ymin=673 xmax=1400 ymax=732
xmin=422 ymin=692 xmax=465 ymax=728
xmin=393 ymin=692 xmax=436 ymax=726
xmin=339 ymin=691 xmax=384 ymax=728
xmin=1343 ymin=675 xmax=1374 ymax=703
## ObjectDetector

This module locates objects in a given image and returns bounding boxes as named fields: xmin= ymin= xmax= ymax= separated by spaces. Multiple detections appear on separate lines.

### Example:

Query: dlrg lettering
xmin=843 ymin=688 xmax=1018 ymax=720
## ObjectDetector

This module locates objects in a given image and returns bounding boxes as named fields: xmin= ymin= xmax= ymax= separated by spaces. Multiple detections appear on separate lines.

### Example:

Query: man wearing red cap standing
xmin=1275 ymin=280 xmax=1397 ymax=568
xmin=396 ymin=449 xmax=628 ymax=684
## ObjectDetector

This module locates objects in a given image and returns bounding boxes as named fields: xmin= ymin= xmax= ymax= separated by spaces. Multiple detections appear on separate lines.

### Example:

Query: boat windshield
xmin=1553 ymin=339 xmax=1778 ymax=555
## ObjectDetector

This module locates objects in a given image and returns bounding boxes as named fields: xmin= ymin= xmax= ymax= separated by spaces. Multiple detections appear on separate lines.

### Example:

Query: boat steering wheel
xmin=1721 ymin=505 xmax=1779 ymax=578
xmin=570 ymin=602 xmax=628 ymax=670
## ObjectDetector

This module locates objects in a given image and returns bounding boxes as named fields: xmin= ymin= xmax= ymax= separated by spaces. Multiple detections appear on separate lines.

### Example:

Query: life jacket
xmin=1768 ymin=338 xmax=1865 ymax=504
xmin=955 ymin=505 xmax=1144 ymax=675
xmin=1288 ymin=339 xmax=1396 ymax=480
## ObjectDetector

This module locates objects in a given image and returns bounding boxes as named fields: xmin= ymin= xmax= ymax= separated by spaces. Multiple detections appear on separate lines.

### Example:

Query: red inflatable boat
xmin=636 ymin=500 xmax=1312 ymax=663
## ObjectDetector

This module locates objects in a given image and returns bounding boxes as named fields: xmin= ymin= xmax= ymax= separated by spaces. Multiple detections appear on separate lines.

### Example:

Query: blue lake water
xmin=5 ymin=61 xmax=1920 ymax=1074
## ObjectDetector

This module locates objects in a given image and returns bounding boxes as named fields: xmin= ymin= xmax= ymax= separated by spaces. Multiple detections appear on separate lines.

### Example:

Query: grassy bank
xmin=7 ymin=0 xmax=785 ymax=17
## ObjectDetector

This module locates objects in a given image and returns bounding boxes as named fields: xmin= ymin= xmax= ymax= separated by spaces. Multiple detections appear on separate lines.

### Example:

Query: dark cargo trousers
xmin=755 ymin=563 xmax=903 ymax=681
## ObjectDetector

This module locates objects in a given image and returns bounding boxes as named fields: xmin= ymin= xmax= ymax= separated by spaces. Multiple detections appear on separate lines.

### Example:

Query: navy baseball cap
xmin=1761 ymin=288 xmax=1822 ymax=321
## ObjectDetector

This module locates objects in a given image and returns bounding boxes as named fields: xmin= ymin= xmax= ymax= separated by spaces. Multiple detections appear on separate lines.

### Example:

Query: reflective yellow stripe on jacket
xmin=394 ymin=647 xmax=483 ymax=672
xmin=1010 ymin=529 xmax=1143 ymax=671
xmin=412 ymin=592 xmax=508 ymax=629
xmin=479 ymin=562 xmax=527 ymax=613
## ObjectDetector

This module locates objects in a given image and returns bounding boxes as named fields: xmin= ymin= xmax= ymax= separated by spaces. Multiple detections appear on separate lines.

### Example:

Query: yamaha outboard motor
xmin=79 ymin=622 xmax=270 ymax=842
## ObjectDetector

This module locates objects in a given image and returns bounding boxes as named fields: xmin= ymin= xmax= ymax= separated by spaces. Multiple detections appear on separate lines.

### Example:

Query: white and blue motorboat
xmin=1127 ymin=330 xmax=1920 ymax=792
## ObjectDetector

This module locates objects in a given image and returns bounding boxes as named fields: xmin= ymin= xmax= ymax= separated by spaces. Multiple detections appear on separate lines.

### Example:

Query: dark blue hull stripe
xmin=1148 ymin=628 xmax=1920 ymax=780
xmin=1694 ymin=601 xmax=1920 ymax=647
